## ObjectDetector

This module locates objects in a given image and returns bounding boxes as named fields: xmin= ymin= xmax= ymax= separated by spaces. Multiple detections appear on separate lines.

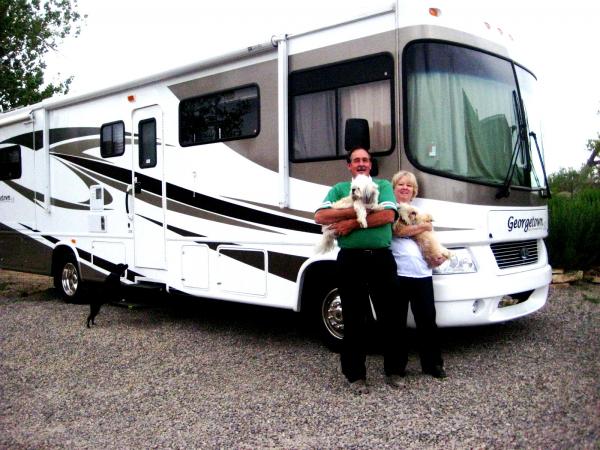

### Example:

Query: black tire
xmin=53 ymin=254 xmax=83 ymax=302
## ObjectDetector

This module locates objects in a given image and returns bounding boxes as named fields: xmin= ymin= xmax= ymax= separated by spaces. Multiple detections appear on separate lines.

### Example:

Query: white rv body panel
xmin=0 ymin=2 xmax=551 ymax=334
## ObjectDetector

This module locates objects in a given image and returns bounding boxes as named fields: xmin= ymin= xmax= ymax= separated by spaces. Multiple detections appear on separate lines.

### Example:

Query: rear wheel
xmin=53 ymin=254 xmax=83 ymax=302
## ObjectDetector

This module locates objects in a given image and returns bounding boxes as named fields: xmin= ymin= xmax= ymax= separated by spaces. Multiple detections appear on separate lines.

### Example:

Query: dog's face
xmin=351 ymin=174 xmax=379 ymax=205
xmin=398 ymin=203 xmax=432 ymax=225
xmin=406 ymin=208 xmax=419 ymax=224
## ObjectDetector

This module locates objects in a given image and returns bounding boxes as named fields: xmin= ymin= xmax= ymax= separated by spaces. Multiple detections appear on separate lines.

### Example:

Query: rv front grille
xmin=490 ymin=239 xmax=538 ymax=269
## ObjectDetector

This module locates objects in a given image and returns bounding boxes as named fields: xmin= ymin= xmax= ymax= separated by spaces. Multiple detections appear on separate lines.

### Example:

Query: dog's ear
xmin=398 ymin=211 xmax=410 ymax=225
xmin=364 ymin=187 xmax=375 ymax=205
xmin=397 ymin=203 xmax=411 ymax=223
xmin=407 ymin=211 xmax=419 ymax=225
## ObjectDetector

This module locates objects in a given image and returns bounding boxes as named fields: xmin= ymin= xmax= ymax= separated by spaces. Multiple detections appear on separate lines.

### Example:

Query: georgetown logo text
xmin=507 ymin=216 xmax=544 ymax=233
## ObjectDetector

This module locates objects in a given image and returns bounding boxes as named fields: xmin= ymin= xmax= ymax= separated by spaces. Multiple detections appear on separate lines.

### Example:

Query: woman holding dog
xmin=391 ymin=170 xmax=447 ymax=379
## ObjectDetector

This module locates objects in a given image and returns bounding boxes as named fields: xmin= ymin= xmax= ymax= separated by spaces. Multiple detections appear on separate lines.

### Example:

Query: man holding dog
xmin=315 ymin=146 xmax=404 ymax=395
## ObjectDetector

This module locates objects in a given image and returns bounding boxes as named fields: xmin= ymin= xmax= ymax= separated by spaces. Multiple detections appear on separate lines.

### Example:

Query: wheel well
xmin=51 ymin=246 xmax=78 ymax=277
xmin=299 ymin=260 xmax=337 ymax=312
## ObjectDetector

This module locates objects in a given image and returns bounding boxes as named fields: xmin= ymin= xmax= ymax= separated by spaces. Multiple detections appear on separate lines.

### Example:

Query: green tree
xmin=549 ymin=124 xmax=600 ymax=195
xmin=548 ymin=166 xmax=583 ymax=197
xmin=585 ymin=106 xmax=600 ymax=178
xmin=549 ymin=163 xmax=599 ymax=196
xmin=0 ymin=0 xmax=85 ymax=111
xmin=585 ymin=133 xmax=599 ymax=177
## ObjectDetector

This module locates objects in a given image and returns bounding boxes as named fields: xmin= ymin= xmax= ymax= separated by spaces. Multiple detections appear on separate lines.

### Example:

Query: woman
xmin=391 ymin=170 xmax=447 ymax=379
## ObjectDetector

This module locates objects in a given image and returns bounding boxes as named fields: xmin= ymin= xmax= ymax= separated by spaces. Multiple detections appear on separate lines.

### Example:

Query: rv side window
xmin=290 ymin=53 xmax=394 ymax=162
xmin=179 ymin=85 xmax=260 ymax=147
xmin=0 ymin=145 xmax=21 ymax=180
xmin=138 ymin=118 xmax=157 ymax=168
xmin=100 ymin=121 xmax=125 ymax=158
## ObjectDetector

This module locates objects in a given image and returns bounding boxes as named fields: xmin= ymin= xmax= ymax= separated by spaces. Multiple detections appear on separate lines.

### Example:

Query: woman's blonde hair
xmin=391 ymin=170 xmax=419 ymax=199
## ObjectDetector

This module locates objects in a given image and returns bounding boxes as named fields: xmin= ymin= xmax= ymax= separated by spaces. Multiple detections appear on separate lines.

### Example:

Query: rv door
xmin=130 ymin=105 xmax=167 ymax=269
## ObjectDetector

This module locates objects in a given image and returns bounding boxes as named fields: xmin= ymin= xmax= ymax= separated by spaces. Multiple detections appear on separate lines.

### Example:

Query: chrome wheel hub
xmin=322 ymin=289 xmax=344 ymax=340
xmin=61 ymin=262 xmax=79 ymax=297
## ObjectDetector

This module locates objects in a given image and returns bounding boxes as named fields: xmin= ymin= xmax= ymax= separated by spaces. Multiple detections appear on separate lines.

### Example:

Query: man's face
xmin=347 ymin=148 xmax=372 ymax=178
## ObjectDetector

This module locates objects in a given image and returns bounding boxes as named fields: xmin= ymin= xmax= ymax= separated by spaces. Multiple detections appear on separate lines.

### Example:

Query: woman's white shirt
xmin=390 ymin=236 xmax=432 ymax=278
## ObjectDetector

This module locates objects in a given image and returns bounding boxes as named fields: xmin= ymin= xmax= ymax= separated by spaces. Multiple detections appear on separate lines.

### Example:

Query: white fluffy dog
xmin=315 ymin=174 xmax=383 ymax=254
xmin=395 ymin=202 xmax=451 ymax=267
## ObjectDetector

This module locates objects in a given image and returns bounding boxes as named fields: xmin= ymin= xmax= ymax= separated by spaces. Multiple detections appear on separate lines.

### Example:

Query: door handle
xmin=134 ymin=180 xmax=142 ymax=194
xmin=125 ymin=185 xmax=133 ymax=221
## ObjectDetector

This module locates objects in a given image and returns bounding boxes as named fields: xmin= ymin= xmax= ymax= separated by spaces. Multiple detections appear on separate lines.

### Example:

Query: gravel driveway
xmin=1 ymin=270 xmax=598 ymax=449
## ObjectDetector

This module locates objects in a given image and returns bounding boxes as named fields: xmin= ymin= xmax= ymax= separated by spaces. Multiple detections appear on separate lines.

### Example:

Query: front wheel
xmin=311 ymin=285 xmax=344 ymax=352
xmin=54 ymin=255 xmax=83 ymax=302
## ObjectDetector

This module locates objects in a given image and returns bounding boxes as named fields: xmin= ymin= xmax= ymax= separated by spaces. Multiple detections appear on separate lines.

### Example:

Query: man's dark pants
xmin=336 ymin=248 xmax=404 ymax=382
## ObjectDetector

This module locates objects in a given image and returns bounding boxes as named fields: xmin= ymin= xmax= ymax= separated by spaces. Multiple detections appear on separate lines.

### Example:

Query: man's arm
xmin=314 ymin=207 xmax=357 ymax=225
xmin=327 ymin=209 xmax=395 ymax=236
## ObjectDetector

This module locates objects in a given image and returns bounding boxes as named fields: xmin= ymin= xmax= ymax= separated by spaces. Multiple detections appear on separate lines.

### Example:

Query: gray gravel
xmin=0 ymin=270 xmax=599 ymax=449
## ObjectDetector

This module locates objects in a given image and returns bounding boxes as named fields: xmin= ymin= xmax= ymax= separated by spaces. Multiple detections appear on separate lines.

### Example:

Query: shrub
xmin=546 ymin=188 xmax=600 ymax=269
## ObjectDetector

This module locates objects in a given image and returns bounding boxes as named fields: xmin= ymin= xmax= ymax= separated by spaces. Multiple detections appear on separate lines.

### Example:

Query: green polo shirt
xmin=316 ymin=178 xmax=397 ymax=249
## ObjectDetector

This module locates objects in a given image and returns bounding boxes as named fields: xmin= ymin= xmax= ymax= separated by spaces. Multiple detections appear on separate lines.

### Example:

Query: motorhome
xmin=0 ymin=2 xmax=551 ymax=348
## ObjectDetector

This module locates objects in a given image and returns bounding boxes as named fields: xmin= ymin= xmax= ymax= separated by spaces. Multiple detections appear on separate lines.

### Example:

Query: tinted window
xmin=0 ymin=145 xmax=21 ymax=180
xmin=290 ymin=53 xmax=394 ymax=162
xmin=100 ymin=121 xmax=125 ymax=158
xmin=179 ymin=85 xmax=259 ymax=146
xmin=138 ymin=118 xmax=157 ymax=168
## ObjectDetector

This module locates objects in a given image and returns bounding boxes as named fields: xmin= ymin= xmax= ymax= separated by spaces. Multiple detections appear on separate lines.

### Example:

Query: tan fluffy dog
xmin=395 ymin=202 xmax=451 ymax=267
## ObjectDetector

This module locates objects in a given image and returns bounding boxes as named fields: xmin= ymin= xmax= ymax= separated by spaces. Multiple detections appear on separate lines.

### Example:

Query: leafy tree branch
xmin=0 ymin=0 xmax=86 ymax=111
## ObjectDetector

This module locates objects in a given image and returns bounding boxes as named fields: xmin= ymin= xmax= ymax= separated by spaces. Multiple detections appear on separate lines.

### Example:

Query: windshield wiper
xmin=496 ymin=90 xmax=527 ymax=199
xmin=529 ymin=131 xmax=551 ymax=198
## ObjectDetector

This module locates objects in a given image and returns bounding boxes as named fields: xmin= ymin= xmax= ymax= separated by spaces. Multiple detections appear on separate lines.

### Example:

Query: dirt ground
xmin=1 ymin=267 xmax=598 ymax=449
xmin=0 ymin=270 xmax=55 ymax=298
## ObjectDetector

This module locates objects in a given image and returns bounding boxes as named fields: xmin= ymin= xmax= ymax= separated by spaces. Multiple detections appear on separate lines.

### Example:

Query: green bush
xmin=545 ymin=188 xmax=600 ymax=269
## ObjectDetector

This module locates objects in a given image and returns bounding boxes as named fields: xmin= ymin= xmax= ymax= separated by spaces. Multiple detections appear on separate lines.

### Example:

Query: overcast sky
xmin=44 ymin=0 xmax=600 ymax=174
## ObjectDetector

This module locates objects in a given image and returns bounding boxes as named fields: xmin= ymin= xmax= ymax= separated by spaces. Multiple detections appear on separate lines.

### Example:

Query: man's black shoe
xmin=423 ymin=365 xmax=447 ymax=379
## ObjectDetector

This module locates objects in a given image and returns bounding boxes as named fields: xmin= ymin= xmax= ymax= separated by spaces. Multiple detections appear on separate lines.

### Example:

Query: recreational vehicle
xmin=0 ymin=3 xmax=551 ymax=348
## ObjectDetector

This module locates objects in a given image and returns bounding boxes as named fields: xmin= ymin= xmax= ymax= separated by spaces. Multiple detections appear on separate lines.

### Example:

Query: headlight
xmin=433 ymin=248 xmax=477 ymax=275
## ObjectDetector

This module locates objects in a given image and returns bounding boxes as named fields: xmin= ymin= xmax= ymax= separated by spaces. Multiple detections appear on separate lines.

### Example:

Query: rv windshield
xmin=404 ymin=42 xmax=547 ymax=190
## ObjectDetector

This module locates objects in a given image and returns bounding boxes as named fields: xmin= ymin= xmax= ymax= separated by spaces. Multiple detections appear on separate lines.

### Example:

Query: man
xmin=315 ymin=148 xmax=404 ymax=394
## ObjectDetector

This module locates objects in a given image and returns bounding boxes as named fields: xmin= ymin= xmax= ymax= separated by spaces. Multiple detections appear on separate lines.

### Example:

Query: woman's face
xmin=394 ymin=177 xmax=415 ymax=203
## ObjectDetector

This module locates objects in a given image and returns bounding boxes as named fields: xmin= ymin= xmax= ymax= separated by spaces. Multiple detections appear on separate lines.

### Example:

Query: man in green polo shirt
xmin=315 ymin=148 xmax=405 ymax=394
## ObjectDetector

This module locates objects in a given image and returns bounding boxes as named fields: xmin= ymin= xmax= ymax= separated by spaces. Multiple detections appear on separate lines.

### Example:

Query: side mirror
xmin=344 ymin=118 xmax=370 ymax=151
xmin=370 ymin=158 xmax=379 ymax=177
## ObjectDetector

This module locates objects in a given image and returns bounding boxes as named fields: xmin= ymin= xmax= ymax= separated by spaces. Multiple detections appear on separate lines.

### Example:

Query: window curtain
xmin=292 ymin=91 xmax=336 ymax=159
xmin=338 ymin=80 xmax=391 ymax=153
xmin=408 ymin=72 xmax=517 ymax=183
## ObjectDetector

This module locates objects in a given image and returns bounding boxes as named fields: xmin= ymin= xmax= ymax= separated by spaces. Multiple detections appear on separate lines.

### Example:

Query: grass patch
xmin=583 ymin=294 xmax=600 ymax=304
xmin=546 ymin=188 xmax=600 ymax=270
